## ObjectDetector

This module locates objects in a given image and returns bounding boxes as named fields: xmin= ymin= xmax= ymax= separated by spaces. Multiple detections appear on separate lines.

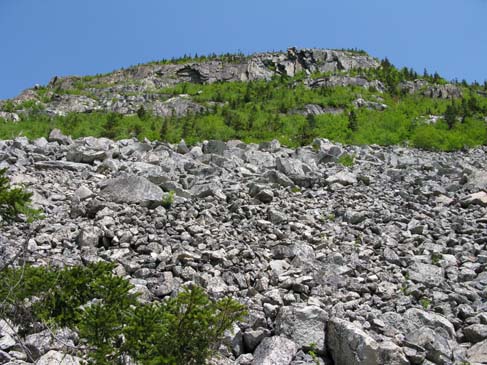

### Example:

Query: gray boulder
xmin=467 ymin=338 xmax=487 ymax=363
xmin=48 ymin=129 xmax=73 ymax=145
xmin=252 ymin=336 xmax=298 ymax=365
xmin=36 ymin=350 xmax=82 ymax=365
xmin=327 ymin=318 xmax=408 ymax=365
xmin=275 ymin=305 xmax=327 ymax=354
xmin=100 ymin=175 xmax=164 ymax=208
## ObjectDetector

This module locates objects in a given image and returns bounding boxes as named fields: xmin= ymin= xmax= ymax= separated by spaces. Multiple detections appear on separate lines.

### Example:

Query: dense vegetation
xmin=1 ymin=57 xmax=487 ymax=151
xmin=0 ymin=262 xmax=247 ymax=364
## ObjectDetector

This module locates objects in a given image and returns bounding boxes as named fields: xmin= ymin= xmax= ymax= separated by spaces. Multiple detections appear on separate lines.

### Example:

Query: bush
xmin=0 ymin=168 xmax=41 ymax=224
xmin=338 ymin=153 xmax=355 ymax=167
xmin=0 ymin=263 xmax=247 ymax=364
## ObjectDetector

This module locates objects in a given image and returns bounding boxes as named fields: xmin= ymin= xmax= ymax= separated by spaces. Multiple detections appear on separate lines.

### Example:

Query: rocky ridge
xmin=1 ymin=130 xmax=487 ymax=364
xmin=0 ymin=48 xmax=462 ymax=121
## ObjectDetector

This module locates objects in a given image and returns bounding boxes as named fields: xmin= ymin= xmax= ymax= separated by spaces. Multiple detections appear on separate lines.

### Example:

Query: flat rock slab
xmin=408 ymin=262 xmax=445 ymax=287
xmin=100 ymin=175 xmax=163 ymax=208
xmin=34 ymin=160 xmax=92 ymax=171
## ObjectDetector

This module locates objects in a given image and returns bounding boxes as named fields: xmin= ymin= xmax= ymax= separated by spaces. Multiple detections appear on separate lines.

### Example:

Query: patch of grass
xmin=161 ymin=191 xmax=175 ymax=209
xmin=419 ymin=298 xmax=431 ymax=310
xmin=338 ymin=153 xmax=355 ymax=167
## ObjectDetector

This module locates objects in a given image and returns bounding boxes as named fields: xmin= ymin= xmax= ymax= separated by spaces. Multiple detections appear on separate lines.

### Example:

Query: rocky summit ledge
xmin=1 ymin=131 xmax=487 ymax=364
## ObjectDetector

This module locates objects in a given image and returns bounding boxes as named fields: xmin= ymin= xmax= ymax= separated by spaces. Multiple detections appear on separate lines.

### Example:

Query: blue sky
xmin=1 ymin=0 xmax=486 ymax=99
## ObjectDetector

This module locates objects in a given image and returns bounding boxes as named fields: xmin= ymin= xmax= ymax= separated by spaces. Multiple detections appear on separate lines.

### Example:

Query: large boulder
xmin=327 ymin=318 xmax=408 ymax=365
xmin=36 ymin=350 xmax=82 ymax=365
xmin=99 ymin=175 xmax=164 ymax=208
xmin=252 ymin=336 xmax=298 ymax=365
xmin=275 ymin=305 xmax=327 ymax=354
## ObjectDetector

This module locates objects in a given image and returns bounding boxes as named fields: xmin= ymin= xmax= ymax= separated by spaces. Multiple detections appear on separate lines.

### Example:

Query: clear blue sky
xmin=1 ymin=0 xmax=486 ymax=99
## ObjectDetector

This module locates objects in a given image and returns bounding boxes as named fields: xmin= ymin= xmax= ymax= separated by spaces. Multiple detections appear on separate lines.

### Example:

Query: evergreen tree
xmin=444 ymin=101 xmax=457 ymax=130
xmin=0 ymin=169 xmax=41 ymax=224
xmin=348 ymin=110 xmax=358 ymax=132
xmin=159 ymin=118 xmax=170 ymax=141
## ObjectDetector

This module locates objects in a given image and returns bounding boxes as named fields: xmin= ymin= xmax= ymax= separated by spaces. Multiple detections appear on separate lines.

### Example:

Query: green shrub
xmin=161 ymin=191 xmax=175 ymax=209
xmin=0 ymin=168 xmax=42 ymax=224
xmin=0 ymin=263 xmax=247 ymax=364
xmin=338 ymin=153 xmax=355 ymax=167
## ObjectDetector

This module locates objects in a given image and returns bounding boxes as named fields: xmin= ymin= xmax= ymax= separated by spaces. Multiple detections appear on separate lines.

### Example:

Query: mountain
xmin=1 ymin=49 xmax=487 ymax=364
xmin=1 ymin=47 xmax=486 ymax=151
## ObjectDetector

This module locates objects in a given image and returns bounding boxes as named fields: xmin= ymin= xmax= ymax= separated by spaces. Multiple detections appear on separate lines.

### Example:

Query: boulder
xmin=252 ymin=336 xmax=298 ymax=365
xmin=100 ymin=175 xmax=164 ymax=208
xmin=36 ymin=350 xmax=82 ymax=365
xmin=327 ymin=318 xmax=408 ymax=365
xmin=275 ymin=305 xmax=327 ymax=353
xmin=48 ymin=129 xmax=73 ymax=145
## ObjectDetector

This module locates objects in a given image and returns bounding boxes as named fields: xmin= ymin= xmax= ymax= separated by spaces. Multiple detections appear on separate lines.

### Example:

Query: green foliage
xmin=1 ymin=64 xmax=487 ymax=152
xmin=431 ymin=252 xmax=443 ymax=266
xmin=1 ymin=100 xmax=16 ymax=112
xmin=119 ymin=286 xmax=247 ymax=365
xmin=161 ymin=191 xmax=175 ymax=209
xmin=444 ymin=101 xmax=458 ymax=130
xmin=0 ymin=263 xmax=247 ymax=364
xmin=0 ymin=168 xmax=42 ymax=224
xmin=338 ymin=153 xmax=355 ymax=167
xmin=348 ymin=109 xmax=358 ymax=132
xmin=419 ymin=298 xmax=431 ymax=310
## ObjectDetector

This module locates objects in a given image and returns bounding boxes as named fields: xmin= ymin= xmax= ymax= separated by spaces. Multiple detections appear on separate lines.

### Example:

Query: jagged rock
xmin=327 ymin=318 xmax=408 ymax=365
xmin=203 ymin=140 xmax=228 ymax=155
xmin=252 ymin=336 xmax=298 ymax=365
xmin=2 ymin=133 xmax=487 ymax=363
xmin=275 ymin=305 xmax=328 ymax=353
xmin=66 ymin=148 xmax=107 ymax=164
xmin=152 ymin=95 xmax=205 ymax=117
xmin=406 ymin=327 xmax=452 ymax=364
xmin=463 ymin=324 xmax=487 ymax=343
xmin=99 ymin=175 xmax=164 ymax=208
xmin=326 ymin=171 xmax=357 ymax=186
xmin=408 ymin=262 xmax=445 ymax=287
xmin=0 ymin=112 xmax=20 ymax=122
xmin=35 ymin=350 xmax=82 ymax=365
xmin=353 ymin=98 xmax=387 ymax=110
xmin=47 ymin=129 xmax=73 ymax=145
xmin=461 ymin=191 xmax=487 ymax=207
xmin=34 ymin=160 xmax=91 ymax=171
xmin=467 ymin=338 xmax=487 ymax=363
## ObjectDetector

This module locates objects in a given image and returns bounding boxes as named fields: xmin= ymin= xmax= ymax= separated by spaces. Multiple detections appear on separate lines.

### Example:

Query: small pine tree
xmin=0 ymin=168 xmax=41 ymax=224
xmin=160 ymin=118 xmax=170 ymax=141
xmin=348 ymin=110 xmax=358 ymax=132
xmin=136 ymin=105 xmax=147 ymax=120
xmin=444 ymin=101 xmax=457 ymax=130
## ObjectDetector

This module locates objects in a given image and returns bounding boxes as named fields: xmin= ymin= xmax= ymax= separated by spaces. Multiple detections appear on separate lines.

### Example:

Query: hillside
xmin=1 ymin=49 xmax=487 ymax=364
xmin=1 ymin=47 xmax=487 ymax=151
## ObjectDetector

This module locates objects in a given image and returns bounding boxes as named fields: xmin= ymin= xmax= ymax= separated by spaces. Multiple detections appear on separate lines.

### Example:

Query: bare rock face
xmin=151 ymin=95 xmax=206 ymax=117
xmin=399 ymin=80 xmax=462 ymax=99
